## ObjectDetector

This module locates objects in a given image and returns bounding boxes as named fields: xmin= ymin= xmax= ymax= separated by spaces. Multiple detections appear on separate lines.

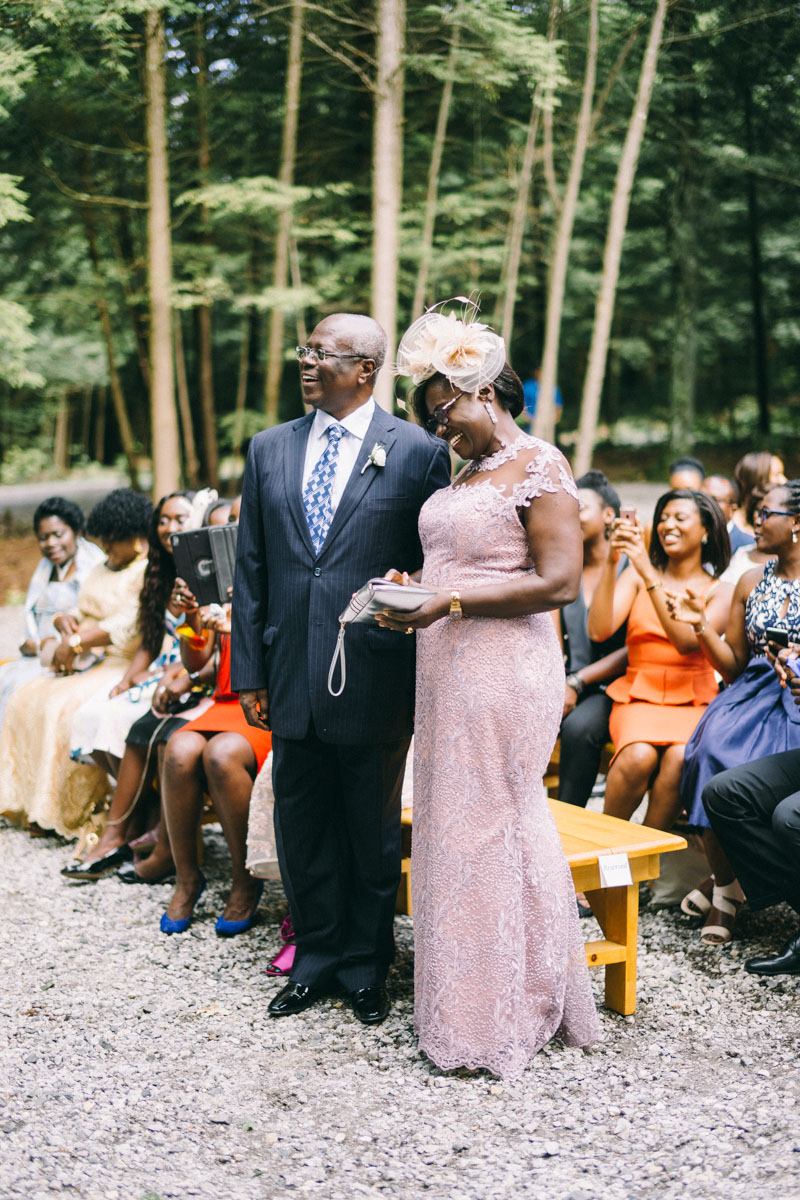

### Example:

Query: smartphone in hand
xmin=765 ymin=626 xmax=790 ymax=649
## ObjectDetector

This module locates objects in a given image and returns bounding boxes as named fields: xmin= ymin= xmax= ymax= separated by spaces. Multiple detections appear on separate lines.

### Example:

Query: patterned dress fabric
xmin=303 ymin=423 xmax=345 ymax=553
xmin=412 ymin=434 xmax=601 ymax=1079
xmin=681 ymin=560 xmax=800 ymax=829
xmin=0 ymin=557 xmax=146 ymax=837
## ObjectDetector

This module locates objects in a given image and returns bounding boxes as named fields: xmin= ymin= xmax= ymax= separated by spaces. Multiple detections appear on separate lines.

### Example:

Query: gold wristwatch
xmin=449 ymin=590 xmax=463 ymax=619
xmin=67 ymin=633 xmax=83 ymax=652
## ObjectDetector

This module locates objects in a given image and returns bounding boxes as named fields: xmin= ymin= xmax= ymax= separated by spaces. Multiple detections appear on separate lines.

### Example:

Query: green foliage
xmin=0 ymin=0 xmax=798 ymax=478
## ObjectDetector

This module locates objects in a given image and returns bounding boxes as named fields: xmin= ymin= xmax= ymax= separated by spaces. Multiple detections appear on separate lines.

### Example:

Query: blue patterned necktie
xmin=303 ymin=422 xmax=345 ymax=553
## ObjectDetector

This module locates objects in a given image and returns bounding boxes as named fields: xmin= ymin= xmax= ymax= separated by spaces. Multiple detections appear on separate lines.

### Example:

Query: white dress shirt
xmin=301 ymin=397 xmax=376 ymax=516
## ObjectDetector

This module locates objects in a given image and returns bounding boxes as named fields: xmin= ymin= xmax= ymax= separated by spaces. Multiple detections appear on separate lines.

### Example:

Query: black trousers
xmin=703 ymin=748 xmax=800 ymax=915
xmin=558 ymin=691 xmax=613 ymax=808
xmin=271 ymin=724 xmax=410 ymax=991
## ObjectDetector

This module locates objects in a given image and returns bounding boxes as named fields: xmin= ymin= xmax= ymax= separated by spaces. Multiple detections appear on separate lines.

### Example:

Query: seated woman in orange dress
xmin=157 ymin=591 xmax=271 ymax=937
xmin=587 ymin=490 xmax=732 ymax=830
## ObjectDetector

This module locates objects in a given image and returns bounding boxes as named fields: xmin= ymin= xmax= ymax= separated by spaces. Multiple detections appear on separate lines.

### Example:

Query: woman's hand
xmin=665 ymin=587 xmax=706 ymax=627
xmin=383 ymin=568 xmax=410 ymax=585
xmin=375 ymin=589 xmax=451 ymax=633
xmin=170 ymin=577 xmax=199 ymax=615
xmin=152 ymin=669 xmax=190 ymax=714
xmin=53 ymin=613 xmax=79 ymax=637
xmin=200 ymin=603 xmax=231 ymax=633
xmin=19 ymin=638 xmax=38 ymax=657
xmin=610 ymin=518 xmax=649 ymax=577
xmin=52 ymin=639 xmax=76 ymax=675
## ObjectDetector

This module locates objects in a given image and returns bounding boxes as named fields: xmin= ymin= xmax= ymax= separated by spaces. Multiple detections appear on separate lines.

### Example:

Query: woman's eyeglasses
xmin=754 ymin=506 xmax=795 ymax=523
xmin=295 ymin=346 xmax=365 ymax=363
xmin=424 ymin=391 xmax=467 ymax=435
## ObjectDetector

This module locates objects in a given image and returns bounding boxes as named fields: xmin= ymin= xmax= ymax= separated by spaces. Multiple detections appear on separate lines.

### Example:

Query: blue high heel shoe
xmin=215 ymin=879 xmax=264 ymax=937
xmin=160 ymin=875 xmax=206 ymax=935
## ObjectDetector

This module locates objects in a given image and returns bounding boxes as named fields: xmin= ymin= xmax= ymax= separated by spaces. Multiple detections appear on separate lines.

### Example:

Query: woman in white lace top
xmin=380 ymin=308 xmax=601 ymax=1078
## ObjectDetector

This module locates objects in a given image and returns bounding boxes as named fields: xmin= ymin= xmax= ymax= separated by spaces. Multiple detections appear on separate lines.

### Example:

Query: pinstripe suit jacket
xmin=230 ymin=404 xmax=451 ymax=744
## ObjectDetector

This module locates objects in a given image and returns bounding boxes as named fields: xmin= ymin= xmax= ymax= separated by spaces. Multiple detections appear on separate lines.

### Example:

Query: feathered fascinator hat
xmin=395 ymin=297 xmax=506 ymax=393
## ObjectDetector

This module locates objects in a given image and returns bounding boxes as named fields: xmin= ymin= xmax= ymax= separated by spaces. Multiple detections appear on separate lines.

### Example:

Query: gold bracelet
xmin=646 ymin=581 xmax=662 ymax=593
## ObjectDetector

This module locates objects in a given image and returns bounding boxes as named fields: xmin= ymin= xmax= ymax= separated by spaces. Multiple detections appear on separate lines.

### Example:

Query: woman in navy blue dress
xmin=668 ymin=480 xmax=800 ymax=945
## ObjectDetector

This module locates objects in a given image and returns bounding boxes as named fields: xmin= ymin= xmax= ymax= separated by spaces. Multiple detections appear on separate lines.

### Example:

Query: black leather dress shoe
xmin=350 ymin=986 xmax=390 ymax=1025
xmin=268 ymin=981 xmax=321 ymax=1017
xmin=745 ymin=932 xmax=800 ymax=976
xmin=61 ymin=844 xmax=133 ymax=881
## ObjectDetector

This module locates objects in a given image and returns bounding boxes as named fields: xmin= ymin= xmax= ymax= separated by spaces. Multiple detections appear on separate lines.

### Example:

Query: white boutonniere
xmin=361 ymin=442 xmax=388 ymax=474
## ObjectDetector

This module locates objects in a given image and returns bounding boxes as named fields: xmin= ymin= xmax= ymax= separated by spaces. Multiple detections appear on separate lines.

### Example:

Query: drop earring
xmin=702 ymin=534 xmax=708 ymax=545
xmin=483 ymin=402 xmax=498 ymax=425
xmin=793 ymin=528 xmax=798 ymax=544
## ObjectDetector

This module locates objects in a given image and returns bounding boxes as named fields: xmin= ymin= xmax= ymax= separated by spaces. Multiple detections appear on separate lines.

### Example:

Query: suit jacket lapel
xmin=284 ymin=413 xmax=316 ymax=559
xmin=321 ymin=408 xmax=397 ymax=556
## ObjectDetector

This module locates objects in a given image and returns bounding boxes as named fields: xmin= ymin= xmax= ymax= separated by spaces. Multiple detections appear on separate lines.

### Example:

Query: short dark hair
xmin=705 ymin=473 xmax=740 ymax=504
xmin=33 ymin=496 xmax=86 ymax=537
xmin=770 ymin=479 xmax=800 ymax=515
xmin=669 ymin=455 xmax=706 ymax=481
xmin=87 ymin=488 xmax=152 ymax=544
xmin=649 ymin=488 xmax=730 ymax=577
xmin=575 ymin=470 xmax=621 ymax=517
xmin=411 ymin=362 xmax=524 ymax=426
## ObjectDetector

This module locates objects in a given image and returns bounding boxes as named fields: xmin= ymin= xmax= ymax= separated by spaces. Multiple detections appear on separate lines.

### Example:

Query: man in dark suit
xmin=231 ymin=313 xmax=450 ymax=1023
xmin=703 ymin=655 xmax=800 ymax=976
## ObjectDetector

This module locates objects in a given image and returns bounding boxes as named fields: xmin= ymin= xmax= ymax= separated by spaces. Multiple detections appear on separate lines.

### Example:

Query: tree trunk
xmin=371 ymin=0 xmax=405 ymax=411
xmin=94 ymin=386 xmax=107 ymax=463
xmin=265 ymin=0 xmax=304 ymax=425
xmin=742 ymin=82 xmax=770 ymax=434
xmin=535 ymin=0 xmax=598 ymax=445
xmin=233 ymin=306 xmax=253 ymax=454
xmin=53 ymin=394 xmax=70 ymax=473
xmin=173 ymin=310 xmax=201 ymax=488
xmin=145 ymin=7 xmax=181 ymax=498
xmin=497 ymin=103 xmax=540 ymax=349
xmin=80 ymin=174 xmax=140 ymax=487
xmin=194 ymin=16 xmax=219 ymax=487
xmin=574 ymin=0 xmax=668 ymax=476
xmin=496 ymin=0 xmax=558 ymax=348
xmin=411 ymin=6 xmax=461 ymax=318
xmin=80 ymin=386 xmax=92 ymax=458
xmin=668 ymin=8 xmax=699 ymax=456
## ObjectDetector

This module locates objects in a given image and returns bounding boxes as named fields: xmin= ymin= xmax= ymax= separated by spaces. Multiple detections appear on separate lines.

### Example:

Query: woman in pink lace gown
xmin=384 ymin=316 xmax=601 ymax=1078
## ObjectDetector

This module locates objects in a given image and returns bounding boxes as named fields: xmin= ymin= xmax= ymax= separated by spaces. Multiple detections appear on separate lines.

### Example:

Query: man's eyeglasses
xmin=754 ymin=506 xmax=795 ymax=523
xmin=424 ymin=391 xmax=467 ymax=435
xmin=296 ymin=346 xmax=365 ymax=363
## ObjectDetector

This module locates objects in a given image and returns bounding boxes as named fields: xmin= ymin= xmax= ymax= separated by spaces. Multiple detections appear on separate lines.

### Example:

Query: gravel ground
xmin=2 ymin=822 xmax=799 ymax=1200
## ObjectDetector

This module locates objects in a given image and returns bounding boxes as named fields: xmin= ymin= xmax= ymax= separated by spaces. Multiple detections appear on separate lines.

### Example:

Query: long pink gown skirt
xmin=412 ymin=438 xmax=601 ymax=1079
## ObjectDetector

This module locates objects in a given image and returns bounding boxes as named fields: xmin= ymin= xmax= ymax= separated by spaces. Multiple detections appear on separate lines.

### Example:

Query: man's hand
xmin=239 ymin=688 xmax=270 ymax=731
xmin=562 ymin=683 xmax=578 ymax=720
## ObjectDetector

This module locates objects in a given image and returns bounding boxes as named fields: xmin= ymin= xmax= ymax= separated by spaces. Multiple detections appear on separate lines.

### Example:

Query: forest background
xmin=1 ymin=0 xmax=799 ymax=500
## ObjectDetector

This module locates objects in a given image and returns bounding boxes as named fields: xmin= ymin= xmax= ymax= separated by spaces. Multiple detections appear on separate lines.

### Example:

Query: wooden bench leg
xmin=583 ymin=883 xmax=638 ymax=1016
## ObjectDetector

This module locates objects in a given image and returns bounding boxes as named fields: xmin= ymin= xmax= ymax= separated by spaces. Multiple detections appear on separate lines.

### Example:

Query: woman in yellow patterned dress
xmin=0 ymin=490 xmax=151 ymax=838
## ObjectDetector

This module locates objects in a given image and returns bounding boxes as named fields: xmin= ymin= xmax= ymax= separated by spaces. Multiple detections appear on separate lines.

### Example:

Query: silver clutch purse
xmin=327 ymin=578 xmax=436 ymax=697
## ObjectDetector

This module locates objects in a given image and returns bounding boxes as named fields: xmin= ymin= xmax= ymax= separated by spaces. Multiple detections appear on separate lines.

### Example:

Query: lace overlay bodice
xmin=412 ymin=436 xmax=600 ymax=1079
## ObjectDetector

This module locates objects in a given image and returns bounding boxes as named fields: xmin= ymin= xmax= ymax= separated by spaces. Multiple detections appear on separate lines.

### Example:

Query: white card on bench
xmin=598 ymin=852 xmax=633 ymax=888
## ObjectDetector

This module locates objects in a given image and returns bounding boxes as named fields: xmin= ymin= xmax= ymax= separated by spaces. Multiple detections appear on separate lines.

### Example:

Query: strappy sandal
xmin=700 ymin=882 xmax=744 ymax=946
xmin=681 ymin=875 xmax=714 ymax=919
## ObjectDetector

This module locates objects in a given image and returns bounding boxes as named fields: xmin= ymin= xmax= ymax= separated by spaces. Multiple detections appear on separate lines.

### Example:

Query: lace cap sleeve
xmin=511 ymin=441 xmax=579 ymax=509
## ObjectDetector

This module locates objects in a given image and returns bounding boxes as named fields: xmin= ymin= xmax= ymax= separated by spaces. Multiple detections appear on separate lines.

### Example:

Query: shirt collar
xmin=312 ymin=397 xmax=375 ymax=443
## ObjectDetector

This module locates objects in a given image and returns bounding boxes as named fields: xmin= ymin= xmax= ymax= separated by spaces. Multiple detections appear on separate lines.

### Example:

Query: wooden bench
xmin=397 ymin=799 xmax=686 ymax=1017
